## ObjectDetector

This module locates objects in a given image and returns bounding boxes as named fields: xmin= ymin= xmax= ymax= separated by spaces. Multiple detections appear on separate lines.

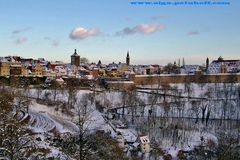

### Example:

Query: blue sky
xmin=0 ymin=0 xmax=239 ymax=65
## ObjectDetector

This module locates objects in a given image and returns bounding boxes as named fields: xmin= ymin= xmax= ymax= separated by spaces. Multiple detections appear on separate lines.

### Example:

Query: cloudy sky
xmin=0 ymin=0 xmax=239 ymax=65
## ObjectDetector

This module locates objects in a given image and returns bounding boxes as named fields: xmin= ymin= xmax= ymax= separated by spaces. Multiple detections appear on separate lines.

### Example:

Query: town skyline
xmin=1 ymin=49 xmax=238 ymax=66
xmin=0 ymin=0 xmax=239 ymax=65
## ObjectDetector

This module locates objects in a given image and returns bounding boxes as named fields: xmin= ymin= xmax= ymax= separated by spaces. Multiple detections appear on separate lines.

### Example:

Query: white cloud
xmin=187 ymin=31 xmax=200 ymax=36
xmin=69 ymin=27 xmax=99 ymax=40
xmin=52 ymin=40 xmax=60 ymax=47
xmin=116 ymin=24 xmax=164 ymax=36
xmin=15 ymin=37 xmax=27 ymax=44
xmin=12 ymin=27 xmax=31 ymax=34
xmin=44 ymin=37 xmax=60 ymax=47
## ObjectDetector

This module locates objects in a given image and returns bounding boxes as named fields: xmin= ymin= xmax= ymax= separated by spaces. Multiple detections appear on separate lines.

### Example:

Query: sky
xmin=0 ymin=0 xmax=239 ymax=65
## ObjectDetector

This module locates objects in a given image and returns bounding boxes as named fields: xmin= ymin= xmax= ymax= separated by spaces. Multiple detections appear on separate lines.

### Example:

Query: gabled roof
xmin=139 ymin=135 xmax=150 ymax=144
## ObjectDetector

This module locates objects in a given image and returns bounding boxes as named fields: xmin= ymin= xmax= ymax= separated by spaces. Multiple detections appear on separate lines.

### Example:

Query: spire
xmin=97 ymin=60 xmax=101 ymax=66
xmin=206 ymin=57 xmax=209 ymax=72
xmin=72 ymin=49 xmax=79 ymax=56
xmin=182 ymin=58 xmax=185 ymax=67
xmin=206 ymin=57 xmax=209 ymax=64
xmin=126 ymin=51 xmax=130 ymax=65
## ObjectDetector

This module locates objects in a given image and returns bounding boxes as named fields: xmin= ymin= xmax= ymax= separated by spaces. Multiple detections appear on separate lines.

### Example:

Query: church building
xmin=71 ymin=49 xmax=80 ymax=66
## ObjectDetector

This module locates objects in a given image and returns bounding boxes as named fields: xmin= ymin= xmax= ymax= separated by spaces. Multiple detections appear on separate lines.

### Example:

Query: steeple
xmin=71 ymin=49 xmax=80 ymax=66
xmin=206 ymin=57 xmax=209 ymax=68
xmin=97 ymin=60 xmax=101 ymax=66
xmin=126 ymin=51 xmax=130 ymax=65
xmin=72 ymin=49 xmax=78 ymax=56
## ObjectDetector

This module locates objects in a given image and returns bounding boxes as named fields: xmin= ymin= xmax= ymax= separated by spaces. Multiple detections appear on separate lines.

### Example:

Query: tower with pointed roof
xmin=126 ymin=51 xmax=130 ymax=66
xmin=71 ymin=49 xmax=80 ymax=66
xmin=206 ymin=57 xmax=209 ymax=71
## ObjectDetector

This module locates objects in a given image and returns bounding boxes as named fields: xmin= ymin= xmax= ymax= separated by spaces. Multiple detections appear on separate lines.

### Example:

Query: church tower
xmin=71 ymin=49 xmax=80 ymax=66
xmin=206 ymin=57 xmax=209 ymax=71
xmin=126 ymin=51 xmax=130 ymax=66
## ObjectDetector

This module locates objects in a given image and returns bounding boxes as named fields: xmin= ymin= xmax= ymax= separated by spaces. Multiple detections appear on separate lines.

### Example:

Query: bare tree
xmin=138 ymin=98 xmax=146 ymax=117
xmin=237 ymin=84 xmax=240 ymax=108
xmin=161 ymin=82 xmax=171 ymax=102
xmin=199 ymin=97 xmax=209 ymax=124
xmin=221 ymin=83 xmax=232 ymax=120
xmin=50 ymin=79 xmax=61 ymax=103
xmin=191 ymin=100 xmax=201 ymax=123
xmin=74 ymin=93 xmax=93 ymax=160
xmin=0 ymin=88 xmax=33 ymax=160
xmin=121 ymin=89 xmax=127 ymax=117
xmin=125 ymin=88 xmax=138 ymax=125
xmin=184 ymin=80 xmax=193 ymax=99
xmin=162 ymin=99 xmax=170 ymax=117
xmin=65 ymin=79 xmax=78 ymax=109
xmin=59 ymin=93 xmax=93 ymax=160
xmin=14 ymin=89 xmax=30 ymax=113
xmin=148 ymin=90 xmax=158 ymax=119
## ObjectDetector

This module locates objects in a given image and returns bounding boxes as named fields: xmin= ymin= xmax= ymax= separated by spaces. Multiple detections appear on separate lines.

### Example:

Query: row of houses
xmin=207 ymin=56 xmax=240 ymax=74
xmin=0 ymin=55 xmax=133 ymax=78
xmin=1 ymin=53 xmax=239 ymax=78
xmin=0 ymin=57 xmax=43 ymax=76
xmin=0 ymin=50 xmax=162 ymax=78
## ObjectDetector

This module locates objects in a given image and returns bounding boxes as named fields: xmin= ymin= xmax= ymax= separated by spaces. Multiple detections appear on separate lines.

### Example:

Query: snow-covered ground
xmin=18 ymin=82 xmax=240 ymax=158
xmin=94 ymin=82 xmax=239 ymax=158
xmin=98 ymin=83 xmax=240 ymax=120
xmin=28 ymin=100 xmax=79 ymax=133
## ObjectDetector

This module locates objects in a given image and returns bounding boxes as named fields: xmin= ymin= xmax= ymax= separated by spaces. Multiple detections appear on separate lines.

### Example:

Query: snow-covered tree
xmin=0 ymin=88 xmax=33 ymax=160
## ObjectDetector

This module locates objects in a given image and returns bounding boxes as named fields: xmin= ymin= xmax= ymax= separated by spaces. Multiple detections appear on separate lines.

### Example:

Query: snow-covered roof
xmin=56 ymin=78 xmax=64 ymax=82
xmin=208 ymin=59 xmax=240 ymax=74
xmin=85 ymin=75 xmax=94 ymax=79
xmin=139 ymin=135 xmax=150 ymax=144
xmin=79 ymin=66 xmax=87 ymax=71
xmin=116 ymin=129 xmax=137 ymax=143
xmin=208 ymin=62 xmax=221 ymax=74
xmin=106 ymin=81 xmax=134 ymax=84
xmin=0 ymin=57 xmax=9 ymax=63
xmin=184 ymin=65 xmax=199 ymax=74
xmin=10 ymin=64 xmax=22 ymax=67
xmin=93 ymin=67 xmax=99 ymax=70
xmin=132 ymin=142 xmax=140 ymax=148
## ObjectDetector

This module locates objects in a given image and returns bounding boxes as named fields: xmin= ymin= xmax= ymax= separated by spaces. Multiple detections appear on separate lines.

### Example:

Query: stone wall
xmin=106 ymin=81 xmax=135 ymax=89
xmin=131 ymin=74 xmax=240 ymax=85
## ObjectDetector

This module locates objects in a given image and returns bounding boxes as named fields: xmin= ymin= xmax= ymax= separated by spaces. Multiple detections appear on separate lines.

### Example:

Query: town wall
xmin=1 ymin=74 xmax=239 ymax=89
xmin=106 ymin=81 xmax=135 ymax=90
xmin=131 ymin=74 xmax=240 ymax=85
